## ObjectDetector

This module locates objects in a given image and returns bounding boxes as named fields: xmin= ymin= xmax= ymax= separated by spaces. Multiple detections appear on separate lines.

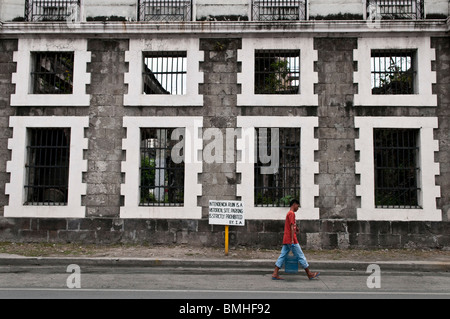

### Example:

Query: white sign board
xmin=208 ymin=200 xmax=245 ymax=226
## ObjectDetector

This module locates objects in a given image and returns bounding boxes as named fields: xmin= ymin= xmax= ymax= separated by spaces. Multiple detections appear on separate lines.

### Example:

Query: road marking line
xmin=0 ymin=288 xmax=449 ymax=296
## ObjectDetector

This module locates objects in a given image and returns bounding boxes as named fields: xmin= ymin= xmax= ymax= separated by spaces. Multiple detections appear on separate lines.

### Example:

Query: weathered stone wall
xmin=314 ymin=38 xmax=358 ymax=220
xmin=0 ymin=40 xmax=17 ymax=217
xmin=85 ymin=39 xmax=129 ymax=218
xmin=432 ymin=37 xmax=450 ymax=221
xmin=0 ymin=217 xmax=449 ymax=250
xmin=199 ymin=38 xmax=242 ymax=218
xmin=0 ymin=35 xmax=449 ymax=250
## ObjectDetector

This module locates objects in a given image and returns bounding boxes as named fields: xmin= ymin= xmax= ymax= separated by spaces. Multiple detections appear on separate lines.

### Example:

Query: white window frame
xmin=354 ymin=37 xmax=437 ymax=107
xmin=237 ymin=116 xmax=319 ymax=220
xmin=5 ymin=116 xmax=89 ymax=218
xmin=11 ymin=38 xmax=91 ymax=107
xmin=121 ymin=116 xmax=203 ymax=219
xmin=124 ymin=38 xmax=203 ymax=107
xmin=237 ymin=37 xmax=318 ymax=107
xmin=355 ymin=116 xmax=441 ymax=221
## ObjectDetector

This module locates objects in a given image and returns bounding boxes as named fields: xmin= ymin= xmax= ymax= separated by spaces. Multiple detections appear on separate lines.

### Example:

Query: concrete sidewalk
xmin=0 ymin=254 xmax=449 ymax=273
xmin=1 ymin=243 xmax=449 ymax=273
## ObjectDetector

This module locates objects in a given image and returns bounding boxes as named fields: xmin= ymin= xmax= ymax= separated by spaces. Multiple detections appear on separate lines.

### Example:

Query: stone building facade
xmin=0 ymin=0 xmax=449 ymax=249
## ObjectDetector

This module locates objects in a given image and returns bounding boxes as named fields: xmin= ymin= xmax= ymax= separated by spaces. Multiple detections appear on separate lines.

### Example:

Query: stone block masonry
xmin=314 ymin=38 xmax=358 ymax=220
xmin=0 ymin=40 xmax=17 ymax=217
xmin=85 ymin=39 xmax=129 ymax=218
xmin=199 ymin=38 xmax=242 ymax=218
xmin=0 ymin=34 xmax=449 ymax=250
xmin=0 ymin=217 xmax=449 ymax=250
xmin=431 ymin=37 xmax=450 ymax=222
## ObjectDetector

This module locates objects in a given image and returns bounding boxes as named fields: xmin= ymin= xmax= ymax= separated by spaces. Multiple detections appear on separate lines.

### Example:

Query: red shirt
xmin=282 ymin=210 xmax=298 ymax=245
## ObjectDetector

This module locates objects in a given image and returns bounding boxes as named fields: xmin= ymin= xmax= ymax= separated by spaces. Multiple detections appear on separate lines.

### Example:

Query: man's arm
xmin=290 ymin=224 xmax=295 ymax=244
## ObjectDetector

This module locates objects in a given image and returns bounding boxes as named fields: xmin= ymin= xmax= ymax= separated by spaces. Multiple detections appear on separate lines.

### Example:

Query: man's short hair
xmin=289 ymin=199 xmax=300 ymax=207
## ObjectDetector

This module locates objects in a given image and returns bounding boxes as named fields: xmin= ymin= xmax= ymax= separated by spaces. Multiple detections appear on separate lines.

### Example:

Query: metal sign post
xmin=208 ymin=200 xmax=245 ymax=256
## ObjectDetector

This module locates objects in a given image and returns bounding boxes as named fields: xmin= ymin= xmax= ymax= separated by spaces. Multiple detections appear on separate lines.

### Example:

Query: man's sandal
xmin=271 ymin=275 xmax=284 ymax=281
xmin=308 ymin=272 xmax=320 ymax=280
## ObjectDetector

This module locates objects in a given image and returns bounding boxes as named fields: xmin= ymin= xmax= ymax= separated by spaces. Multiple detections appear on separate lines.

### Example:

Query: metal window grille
xmin=25 ymin=128 xmax=71 ymax=206
xmin=255 ymin=50 xmax=300 ymax=95
xmin=138 ymin=0 xmax=192 ymax=21
xmin=366 ymin=0 xmax=424 ymax=20
xmin=140 ymin=128 xmax=185 ymax=207
xmin=31 ymin=52 xmax=74 ymax=95
xmin=143 ymin=52 xmax=187 ymax=95
xmin=252 ymin=0 xmax=307 ymax=21
xmin=254 ymin=128 xmax=301 ymax=207
xmin=374 ymin=129 xmax=420 ymax=209
xmin=371 ymin=50 xmax=415 ymax=95
xmin=25 ymin=0 xmax=80 ymax=21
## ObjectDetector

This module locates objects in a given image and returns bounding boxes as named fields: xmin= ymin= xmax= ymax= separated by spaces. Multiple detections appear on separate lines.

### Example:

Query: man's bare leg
xmin=272 ymin=267 xmax=284 ymax=280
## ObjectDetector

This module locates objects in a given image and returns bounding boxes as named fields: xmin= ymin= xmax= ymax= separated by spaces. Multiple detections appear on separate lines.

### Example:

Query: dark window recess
xmin=25 ymin=0 xmax=80 ymax=21
xmin=366 ymin=0 xmax=424 ymax=20
xmin=371 ymin=50 xmax=416 ymax=95
xmin=143 ymin=52 xmax=187 ymax=95
xmin=252 ymin=0 xmax=307 ymax=21
xmin=255 ymin=128 xmax=301 ymax=207
xmin=374 ymin=129 xmax=420 ymax=209
xmin=138 ymin=0 xmax=192 ymax=21
xmin=31 ymin=52 xmax=74 ymax=94
xmin=25 ymin=128 xmax=71 ymax=206
xmin=140 ymin=128 xmax=185 ymax=207
xmin=255 ymin=50 xmax=300 ymax=95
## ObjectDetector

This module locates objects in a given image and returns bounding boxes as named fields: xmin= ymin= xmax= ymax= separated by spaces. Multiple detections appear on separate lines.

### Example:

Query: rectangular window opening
xmin=371 ymin=49 xmax=416 ymax=95
xmin=374 ymin=128 xmax=421 ymax=209
xmin=140 ymin=128 xmax=185 ymax=207
xmin=31 ymin=51 xmax=74 ymax=95
xmin=254 ymin=127 xmax=301 ymax=207
xmin=25 ymin=0 xmax=80 ymax=21
xmin=138 ymin=0 xmax=192 ymax=21
xmin=255 ymin=50 xmax=300 ymax=95
xmin=143 ymin=51 xmax=187 ymax=95
xmin=25 ymin=128 xmax=71 ymax=206
xmin=366 ymin=0 xmax=424 ymax=20
xmin=252 ymin=0 xmax=307 ymax=21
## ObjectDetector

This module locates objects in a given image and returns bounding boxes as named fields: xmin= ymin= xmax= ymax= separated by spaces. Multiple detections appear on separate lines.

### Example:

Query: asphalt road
xmin=0 ymin=265 xmax=449 ymax=300
xmin=1 ymin=286 xmax=449 ymax=299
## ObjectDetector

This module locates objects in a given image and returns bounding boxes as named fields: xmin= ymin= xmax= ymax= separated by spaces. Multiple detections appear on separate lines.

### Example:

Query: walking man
xmin=272 ymin=199 xmax=320 ymax=280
